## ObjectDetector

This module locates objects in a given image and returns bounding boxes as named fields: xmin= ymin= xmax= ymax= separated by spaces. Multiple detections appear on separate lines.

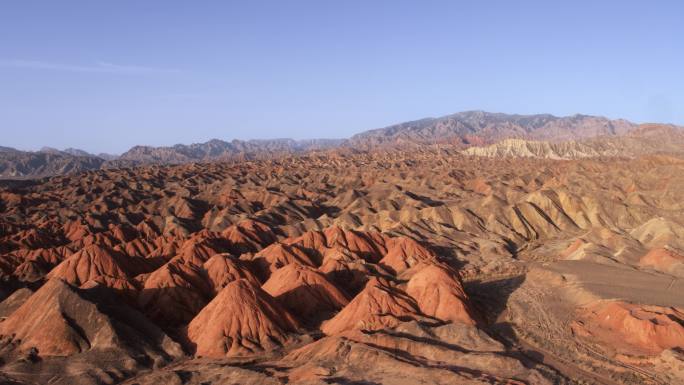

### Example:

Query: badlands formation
xmin=2 ymin=127 xmax=684 ymax=383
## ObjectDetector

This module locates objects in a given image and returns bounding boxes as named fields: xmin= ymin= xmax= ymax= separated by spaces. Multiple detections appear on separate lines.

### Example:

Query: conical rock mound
xmin=252 ymin=243 xmax=317 ymax=279
xmin=187 ymin=279 xmax=300 ymax=358
xmin=405 ymin=264 xmax=478 ymax=325
xmin=321 ymin=277 xmax=423 ymax=335
xmin=380 ymin=237 xmax=436 ymax=274
xmin=47 ymin=244 xmax=145 ymax=290
xmin=221 ymin=219 xmax=276 ymax=254
xmin=0 ymin=278 xmax=182 ymax=359
xmin=203 ymin=253 xmax=261 ymax=293
xmin=138 ymin=257 xmax=212 ymax=328
xmin=262 ymin=263 xmax=349 ymax=324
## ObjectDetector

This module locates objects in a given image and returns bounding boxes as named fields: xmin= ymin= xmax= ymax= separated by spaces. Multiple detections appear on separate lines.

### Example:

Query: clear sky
xmin=1 ymin=1 xmax=683 ymax=154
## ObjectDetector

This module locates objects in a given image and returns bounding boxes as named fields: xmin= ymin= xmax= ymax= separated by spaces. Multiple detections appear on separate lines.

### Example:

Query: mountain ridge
xmin=2 ymin=111 xmax=682 ymax=178
xmin=352 ymin=110 xmax=636 ymax=145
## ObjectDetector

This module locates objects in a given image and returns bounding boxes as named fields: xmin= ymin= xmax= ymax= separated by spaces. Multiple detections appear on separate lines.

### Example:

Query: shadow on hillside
xmin=464 ymin=275 xmax=526 ymax=325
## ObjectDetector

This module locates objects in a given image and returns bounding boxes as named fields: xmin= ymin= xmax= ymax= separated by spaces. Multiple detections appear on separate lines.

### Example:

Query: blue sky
xmin=1 ymin=1 xmax=682 ymax=153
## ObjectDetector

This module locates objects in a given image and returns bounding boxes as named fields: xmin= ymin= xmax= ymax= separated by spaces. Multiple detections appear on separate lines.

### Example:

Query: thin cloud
xmin=0 ymin=59 xmax=182 ymax=74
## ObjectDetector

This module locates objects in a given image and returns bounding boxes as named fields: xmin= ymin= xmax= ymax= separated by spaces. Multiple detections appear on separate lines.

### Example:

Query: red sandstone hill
xmin=321 ymin=277 xmax=426 ymax=335
xmin=138 ymin=257 xmax=213 ymax=327
xmin=203 ymin=253 xmax=260 ymax=293
xmin=47 ymin=244 xmax=151 ymax=292
xmin=262 ymin=263 xmax=349 ymax=325
xmin=406 ymin=263 xmax=478 ymax=325
xmin=0 ymin=278 xmax=182 ymax=360
xmin=187 ymin=279 xmax=300 ymax=358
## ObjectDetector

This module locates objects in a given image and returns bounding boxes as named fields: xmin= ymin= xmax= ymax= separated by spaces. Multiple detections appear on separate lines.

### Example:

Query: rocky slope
xmin=462 ymin=124 xmax=684 ymax=159
xmin=462 ymin=138 xmax=607 ymax=159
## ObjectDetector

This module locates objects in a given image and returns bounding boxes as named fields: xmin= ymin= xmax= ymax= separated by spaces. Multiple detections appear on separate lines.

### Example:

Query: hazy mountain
xmin=39 ymin=147 xmax=114 ymax=159
xmin=94 ymin=152 xmax=119 ymax=161
xmin=352 ymin=110 xmax=636 ymax=146
xmin=118 ymin=138 xmax=346 ymax=163
xmin=0 ymin=151 xmax=105 ymax=178
xmin=62 ymin=147 xmax=94 ymax=157
xmin=2 ymin=111 xmax=682 ymax=179
xmin=0 ymin=138 xmax=347 ymax=179
xmin=0 ymin=146 xmax=20 ymax=153
xmin=39 ymin=146 xmax=69 ymax=155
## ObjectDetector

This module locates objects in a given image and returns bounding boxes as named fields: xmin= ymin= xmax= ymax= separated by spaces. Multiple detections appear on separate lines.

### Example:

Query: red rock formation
xmin=405 ymin=264 xmax=478 ymax=325
xmin=47 ymin=244 xmax=149 ymax=291
xmin=321 ymin=277 xmax=423 ymax=335
xmin=108 ymin=223 xmax=139 ymax=243
xmin=573 ymin=301 xmax=684 ymax=356
xmin=9 ymin=228 xmax=58 ymax=249
xmin=286 ymin=226 xmax=389 ymax=264
xmin=116 ymin=237 xmax=158 ymax=258
xmin=175 ymin=234 xmax=227 ymax=265
xmin=62 ymin=220 xmax=92 ymax=242
xmin=319 ymin=253 xmax=384 ymax=296
xmin=638 ymin=247 xmax=684 ymax=273
xmin=221 ymin=219 xmax=276 ymax=254
xmin=252 ymin=243 xmax=317 ymax=279
xmin=138 ymin=257 xmax=212 ymax=327
xmin=262 ymin=263 xmax=349 ymax=324
xmin=0 ymin=279 xmax=115 ymax=355
xmin=380 ymin=237 xmax=435 ymax=274
xmin=0 ymin=278 xmax=183 ymax=359
xmin=187 ymin=279 xmax=300 ymax=357
xmin=202 ymin=253 xmax=260 ymax=293
xmin=20 ymin=246 xmax=71 ymax=267
xmin=7 ymin=146 xmax=675 ymax=383
xmin=14 ymin=259 xmax=51 ymax=282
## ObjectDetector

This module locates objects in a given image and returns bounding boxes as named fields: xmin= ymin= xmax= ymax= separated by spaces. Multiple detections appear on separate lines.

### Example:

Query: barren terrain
xmin=2 ymin=136 xmax=684 ymax=384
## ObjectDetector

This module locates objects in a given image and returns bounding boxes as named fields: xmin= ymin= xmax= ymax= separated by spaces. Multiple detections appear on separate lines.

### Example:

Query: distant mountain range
xmin=0 ymin=148 xmax=106 ymax=178
xmin=351 ymin=110 xmax=636 ymax=146
xmin=1 ymin=111 xmax=682 ymax=178
xmin=117 ymin=138 xmax=345 ymax=164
